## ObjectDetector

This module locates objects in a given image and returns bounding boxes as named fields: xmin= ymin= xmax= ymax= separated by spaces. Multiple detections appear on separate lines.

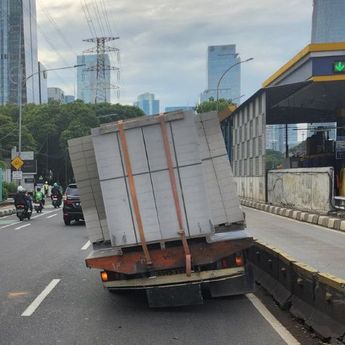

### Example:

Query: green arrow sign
xmin=334 ymin=61 xmax=345 ymax=73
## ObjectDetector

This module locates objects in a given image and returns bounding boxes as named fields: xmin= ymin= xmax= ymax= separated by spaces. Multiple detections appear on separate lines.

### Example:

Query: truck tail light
xmin=235 ymin=254 xmax=244 ymax=267
xmin=101 ymin=271 xmax=108 ymax=282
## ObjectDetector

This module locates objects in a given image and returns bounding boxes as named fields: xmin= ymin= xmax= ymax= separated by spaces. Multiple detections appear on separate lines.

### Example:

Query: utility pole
xmin=82 ymin=36 xmax=120 ymax=103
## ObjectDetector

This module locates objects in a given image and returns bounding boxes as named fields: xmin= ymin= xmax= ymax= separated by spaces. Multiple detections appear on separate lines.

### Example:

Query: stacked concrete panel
xmin=68 ymin=110 xmax=244 ymax=247
xmin=91 ymin=111 xmax=211 ymax=247
xmin=196 ymin=112 xmax=244 ymax=225
xmin=68 ymin=136 xmax=109 ymax=243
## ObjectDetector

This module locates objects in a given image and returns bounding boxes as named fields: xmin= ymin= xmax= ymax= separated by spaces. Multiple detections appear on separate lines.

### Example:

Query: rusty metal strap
xmin=158 ymin=115 xmax=191 ymax=276
xmin=117 ymin=121 xmax=152 ymax=265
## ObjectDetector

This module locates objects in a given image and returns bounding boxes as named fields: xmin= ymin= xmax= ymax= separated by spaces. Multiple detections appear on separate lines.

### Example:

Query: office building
xmin=200 ymin=45 xmax=241 ymax=103
xmin=266 ymin=125 xmax=299 ymax=153
xmin=165 ymin=106 xmax=195 ymax=112
xmin=77 ymin=54 xmax=110 ymax=104
xmin=134 ymin=93 xmax=159 ymax=115
xmin=0 ymin=0 xmax=39 ymax=105
xmin=38 ymin=62 xmax=48 ymax=104
xmin=64 ymin=95 xmax=75 ymax=104
xmin=312 ymin=0 xmax=345 ymax=43
xmin=48 ymin=87 xmax=64 ymax=103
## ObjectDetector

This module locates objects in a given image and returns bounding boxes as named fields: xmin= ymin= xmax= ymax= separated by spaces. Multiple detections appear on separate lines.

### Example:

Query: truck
xmin=68 ymin=110 xmax=253 ymax=307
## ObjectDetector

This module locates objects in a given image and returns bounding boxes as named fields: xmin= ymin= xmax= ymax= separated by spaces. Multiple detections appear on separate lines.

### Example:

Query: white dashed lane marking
xmin=21 ymin=279 xmax=61 ymax=317
xmin=15 ymin=223 xmax=31 ymax=230
xmin=46 ymin=213 xmax=58 ymax=219
xmin=81 ymin=240 xmax=91 ymax=250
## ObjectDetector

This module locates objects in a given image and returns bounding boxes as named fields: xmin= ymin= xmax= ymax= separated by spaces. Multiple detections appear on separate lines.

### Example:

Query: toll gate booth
xmin=222 ymin=43 xmax=345 ymax=213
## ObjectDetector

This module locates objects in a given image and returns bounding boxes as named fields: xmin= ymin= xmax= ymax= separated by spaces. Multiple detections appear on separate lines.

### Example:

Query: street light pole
xmin=216 ymin=57 xmax=254 ymax=112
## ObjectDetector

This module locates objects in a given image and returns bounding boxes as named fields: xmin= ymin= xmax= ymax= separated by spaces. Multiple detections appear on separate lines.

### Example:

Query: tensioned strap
xmin=117 ymin=121 xmax=152 ymax=265
xmin=158 ymin=115 xmax=191 ymax=276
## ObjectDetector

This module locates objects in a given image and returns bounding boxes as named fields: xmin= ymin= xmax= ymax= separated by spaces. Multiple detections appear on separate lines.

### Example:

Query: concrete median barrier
xmin=248 ymin=242 xmax=345 ymax=343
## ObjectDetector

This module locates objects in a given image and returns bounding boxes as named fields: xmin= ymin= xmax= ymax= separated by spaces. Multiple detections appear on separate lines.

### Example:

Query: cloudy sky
xmin=36 ymin=0 xmax=313 ymax=110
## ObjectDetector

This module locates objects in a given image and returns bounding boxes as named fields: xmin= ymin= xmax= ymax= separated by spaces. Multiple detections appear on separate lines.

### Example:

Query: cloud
xmin=36 ymin=0 xmax=312 ymax=108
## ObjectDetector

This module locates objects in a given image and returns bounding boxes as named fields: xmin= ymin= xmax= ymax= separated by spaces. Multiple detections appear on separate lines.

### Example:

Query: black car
xmin=63 ymin=184 xmax=84 ymax=225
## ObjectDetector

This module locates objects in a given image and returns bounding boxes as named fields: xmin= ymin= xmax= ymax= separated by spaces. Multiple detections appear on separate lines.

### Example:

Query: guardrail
xmin=247 ymin=241 xmax=345 ymax=343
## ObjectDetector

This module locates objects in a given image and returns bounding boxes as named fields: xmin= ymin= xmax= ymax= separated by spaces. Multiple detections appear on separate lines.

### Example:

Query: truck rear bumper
xmin=104 ymin=266 xmax=249 ymax=289
xmin=104 ymin=266 xmax=254 ymax=307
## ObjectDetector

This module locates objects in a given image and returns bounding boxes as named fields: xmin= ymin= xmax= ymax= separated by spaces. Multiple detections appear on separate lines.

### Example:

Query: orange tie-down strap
xmin=158 ymin=114 xmax=192 ymax=276
xmin=117 ymin=121 xmax=152 ymax=265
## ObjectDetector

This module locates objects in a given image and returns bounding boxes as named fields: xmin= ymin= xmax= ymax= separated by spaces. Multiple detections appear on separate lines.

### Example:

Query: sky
xmin=36 ymin=0 xmax=313 ymax=110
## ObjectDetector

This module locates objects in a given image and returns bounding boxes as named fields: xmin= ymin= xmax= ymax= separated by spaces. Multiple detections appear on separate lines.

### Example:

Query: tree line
xmin=0 ymin=101 xmax=144 ymax=186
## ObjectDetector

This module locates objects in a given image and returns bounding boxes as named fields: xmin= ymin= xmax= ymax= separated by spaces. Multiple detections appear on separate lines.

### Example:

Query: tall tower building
xmin=0 ymin=0 xmax=39 ymax=105
xmin=134 ymin=93 xmax=159 ymax=116
xmin=200 ymin=45 xmax=241 ymax=103
xmin=77 ymin=54 xmax=111 ymax=103
xmin=312 ymin=0 xmax=345 ymax=43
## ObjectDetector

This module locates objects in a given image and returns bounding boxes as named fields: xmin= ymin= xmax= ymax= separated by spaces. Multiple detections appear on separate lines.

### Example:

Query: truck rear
xmin=68 ymin=110 xmax=253 ymax=307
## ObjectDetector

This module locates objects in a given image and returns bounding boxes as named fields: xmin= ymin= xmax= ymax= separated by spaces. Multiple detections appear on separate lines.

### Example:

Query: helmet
xmin=53 ymin=182 xmax=58 ymax=187
xmin=37 ymin=187 xmax=41 ymax=191
xmin=45 ymin=181 xmax=48 ymax=184
xmin=17 ymin=186 xmax=25 ymax=192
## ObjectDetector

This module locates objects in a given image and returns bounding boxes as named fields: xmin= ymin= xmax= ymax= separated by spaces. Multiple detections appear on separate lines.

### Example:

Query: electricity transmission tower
xmin=82 ymin=36 xmax=120 ymax=103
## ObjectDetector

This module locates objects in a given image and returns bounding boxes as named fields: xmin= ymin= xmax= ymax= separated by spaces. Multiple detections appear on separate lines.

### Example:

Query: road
xmin=0 ymin=205 xmax=318 ymax=345
xmin=244 ymin=206 xmax=345 ymax=279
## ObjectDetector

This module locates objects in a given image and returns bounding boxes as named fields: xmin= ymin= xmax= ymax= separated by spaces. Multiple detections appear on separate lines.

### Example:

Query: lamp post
xmin=216 ymin=57 xmax=254 ymax=112
xmin=18 ymin=63 xmax=85 ymax=157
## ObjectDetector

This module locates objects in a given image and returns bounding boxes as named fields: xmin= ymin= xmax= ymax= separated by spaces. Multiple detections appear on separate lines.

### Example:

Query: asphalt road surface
xmin=0 ymin=204 xmax=320 ymax=345
xmin=244 ymin=206 xmax=345 ymax=279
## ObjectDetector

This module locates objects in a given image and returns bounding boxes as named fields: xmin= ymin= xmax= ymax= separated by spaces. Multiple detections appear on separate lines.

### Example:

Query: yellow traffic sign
xmin=11 ymin=156 xmax=24 ymax=170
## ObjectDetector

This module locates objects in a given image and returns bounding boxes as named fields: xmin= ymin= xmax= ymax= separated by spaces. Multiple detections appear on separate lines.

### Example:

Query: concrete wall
xmin=234 ymin=176 xmax=266 ymax=202
xmin=267 ymin=167 xmax=333 ymax=214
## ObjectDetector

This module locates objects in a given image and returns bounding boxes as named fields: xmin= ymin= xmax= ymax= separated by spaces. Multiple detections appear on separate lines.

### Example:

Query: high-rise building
xmin=200 ymin=45 xmax=241 ymax=103
xmin=48 ymin=87 xmax=64 ymax=103
xmin=165 ymin=106 xmax=195 ymax=112
xmin=0 ymin=0 xmax=39 ymax=105
xmin=64 ymin=95 xmax=75 ymax=104
xmin=134 ymin=93 xmax=160 ymax=115
xmin=312 ymin=0 xmax=345 ymax=43
xmin=38 ymin=62 xmax=48 ymax=104
xmin=77 ymin=54 xmax=111 ymax=103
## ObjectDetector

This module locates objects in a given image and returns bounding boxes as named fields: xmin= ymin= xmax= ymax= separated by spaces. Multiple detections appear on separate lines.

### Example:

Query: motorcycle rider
xmin=14 ymin=186 xmax=32 ymax=212
xmin=51 ymin=182 xmax=62 ymax=203
xmin=34 ymin=187 xmax=45 ymax=209
xmin=43 ymin=181 xmax=49 ymax=196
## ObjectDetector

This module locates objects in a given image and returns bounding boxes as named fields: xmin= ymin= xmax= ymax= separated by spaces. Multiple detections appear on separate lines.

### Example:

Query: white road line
xmin=46 ymin=213 xmax=58 ymax=219
xmin=246 ymin=293 xmax=300 ymax=345
xmin=21 ymin=279 xmax=61 ymax=317
xmin=81 ymin=240 xmax=91 ymax=250
xmin=15 ymin=223 xmax=31 ymax=230
xmin=0 ymin=221 xmax=21 ymax=230
xmin=31 ymin=210 xmax=55 ymax=219
xmin=243 ymin=206 xmax=345 ymax=236
xmin=1 ymin=215 xmax=9 ymax=219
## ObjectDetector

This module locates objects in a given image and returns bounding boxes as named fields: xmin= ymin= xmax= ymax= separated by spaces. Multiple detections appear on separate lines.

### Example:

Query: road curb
xmin=0 ymin=208 xmax=16 ymax=217
xmin=248 ymin=241 xmax=345 ymax=343
xmin=241 ymin=198 xmax=345 ymax=234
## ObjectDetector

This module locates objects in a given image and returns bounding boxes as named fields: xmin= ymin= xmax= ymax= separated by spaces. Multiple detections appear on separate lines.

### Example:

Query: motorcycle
xmin=33 ymin=201 xmax=43 ymax=213
xmin=16 ymin=204 xmax=32 ymax=221
xmin=52 ymin=195 xmax=62 ymax=208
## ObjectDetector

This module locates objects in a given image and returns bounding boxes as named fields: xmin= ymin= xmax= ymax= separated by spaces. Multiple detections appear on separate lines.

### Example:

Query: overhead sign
xmin=12 ymin=171 xmax=23 ymax=180
xmin=333 ymin=61 xmax=345 ymax=73
xmin=11 ymin=156 xmax=24 ymax=170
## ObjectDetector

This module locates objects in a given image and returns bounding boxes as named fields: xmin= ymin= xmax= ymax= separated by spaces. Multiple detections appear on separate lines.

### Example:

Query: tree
xmin=266 ymin=149 xmax=284 ymax=170
xmin=196 ymin=97 xmax=235 ymax=114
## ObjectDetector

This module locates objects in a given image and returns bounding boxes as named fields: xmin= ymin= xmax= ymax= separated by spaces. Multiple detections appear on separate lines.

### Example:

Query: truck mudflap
xmin=147 ymin=284 xmax=203 ymax=308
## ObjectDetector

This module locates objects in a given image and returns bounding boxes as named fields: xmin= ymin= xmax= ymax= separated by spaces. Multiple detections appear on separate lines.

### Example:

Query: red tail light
xmin=64 ymin=198 xmax=74 ymax=205
xmin=235 ymin=254 xmax=244 ymax=267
